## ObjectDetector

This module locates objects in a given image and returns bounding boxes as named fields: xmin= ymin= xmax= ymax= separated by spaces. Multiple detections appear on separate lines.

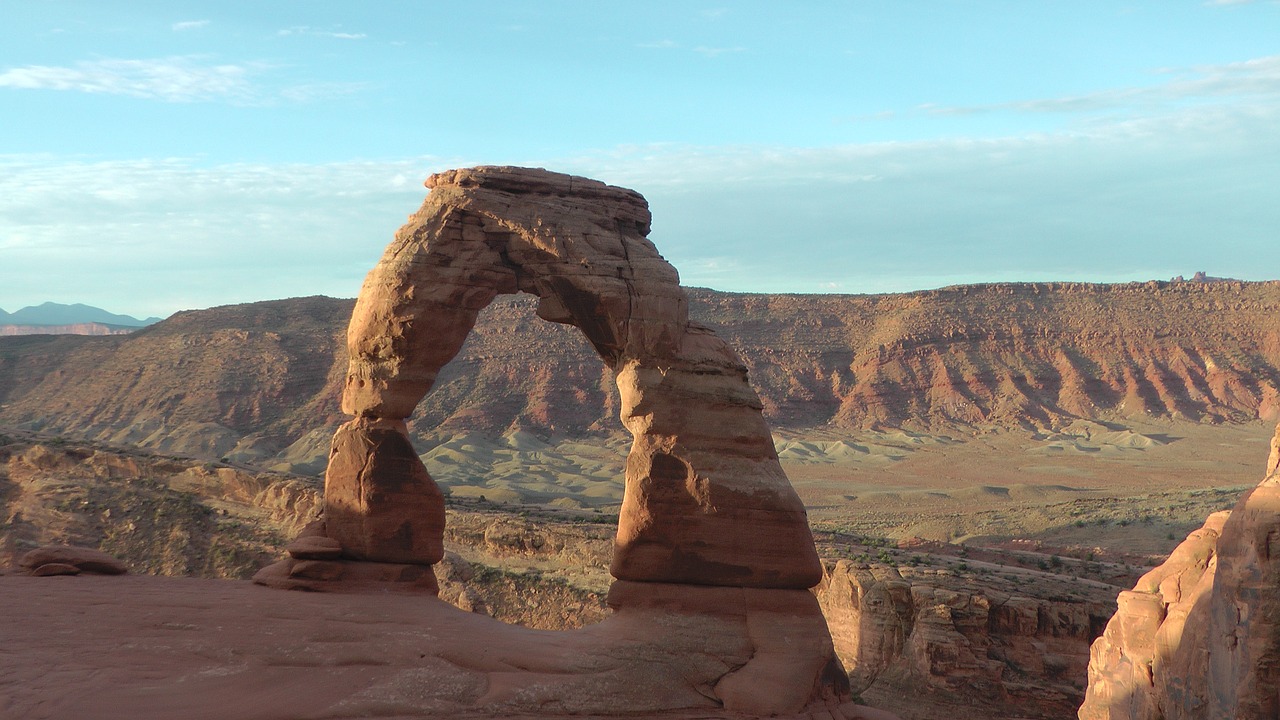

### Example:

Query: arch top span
xmin=327 ymin=166 xmax=822 ymax=590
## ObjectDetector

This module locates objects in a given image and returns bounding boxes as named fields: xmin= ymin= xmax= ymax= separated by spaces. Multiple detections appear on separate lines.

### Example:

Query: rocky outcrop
xmin=316 ymin=166 xmax=820 ymax=589
xmin=18 ymin=545 xmax=128 ymax=575
xmin=0 ymin=433 xmax=322 ymax=577
xmin=1080 ymin=421 xmax=1280 ymax=719
xmin=816 ymin=560 xmax=1109 ymax=718
xmin=254 ymin=167 xmax=842 ymax=716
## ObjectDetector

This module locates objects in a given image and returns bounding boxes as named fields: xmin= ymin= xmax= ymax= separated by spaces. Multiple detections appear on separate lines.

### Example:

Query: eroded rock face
xmin=326 ymin=165 xmax=821 ymax=589
xmin=816 ymin=560 xmax=1106 ymax=715
xmin=1080 ymin=420 xmax=1280 ymax=719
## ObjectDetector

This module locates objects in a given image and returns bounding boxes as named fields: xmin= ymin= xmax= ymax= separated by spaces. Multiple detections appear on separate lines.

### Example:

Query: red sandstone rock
xmin=250 ymin=166 xmax=842 ymax=715
xmin=0 ymin=574 xmax=862 ymax=719
xmin=31 ymin=562 xmax=81 ymax=576
xmin=19 ymin=545 xmax=127 ymax=575
xmin=815 ymin=559 xmax=1105 ymax=714
xmin=1080 ymin=420 xmax=1280 ymax=719
xmin=815 ymin=561 xmax=913 ymax=693
xmin=328 ymin=166 xmax=821 ymax=589
xmin=286 ymin=534 xmax=343 ymax=560
xmin=252 ymin=556 xmax=440 ymax=594
xmin=322 ymin=416 xmax=445 ymax=565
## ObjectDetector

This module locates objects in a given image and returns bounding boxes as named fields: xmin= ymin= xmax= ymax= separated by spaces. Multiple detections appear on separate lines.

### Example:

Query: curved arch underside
xmin=326 ymin=166 xmax=822 ymax=589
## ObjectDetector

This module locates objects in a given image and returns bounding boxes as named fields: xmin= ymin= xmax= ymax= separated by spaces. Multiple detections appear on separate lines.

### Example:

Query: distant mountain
xmin=1 ymin=302 xmax=162 ymax=327
xmin=1 ymin=282 xmax=1279 ymax=473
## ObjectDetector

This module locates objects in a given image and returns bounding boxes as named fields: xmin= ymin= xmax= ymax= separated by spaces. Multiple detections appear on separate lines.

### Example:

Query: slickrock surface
xmin=324 ymin=166 xmax=821 ymax=589
xmin=1080 ymin=421 xmax=1280 ymax=719
xmin=0 ymin=573 xmax=884 ymax=720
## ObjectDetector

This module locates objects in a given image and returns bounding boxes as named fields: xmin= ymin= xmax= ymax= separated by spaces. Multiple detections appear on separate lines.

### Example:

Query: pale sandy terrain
xmin=415 ymin=419 xmax=1274 ymax=561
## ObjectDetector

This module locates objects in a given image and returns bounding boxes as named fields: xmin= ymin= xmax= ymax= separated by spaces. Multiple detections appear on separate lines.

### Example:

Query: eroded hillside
xmin=1 ymin=282 xmax=1278 ymax=471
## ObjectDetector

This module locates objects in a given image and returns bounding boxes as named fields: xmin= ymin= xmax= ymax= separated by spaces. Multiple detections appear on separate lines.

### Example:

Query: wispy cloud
xmin=0 ymin=56 xmax=372 ymax=105
xmin=3 ymin=87 xmax=1277 ymax=314
xmin=171 ymin=20 xmax=209 ymax=31
xmin=637 ymin=40 xmax=677 ymax=49
xmin=277 ymin=25 xmax=367 ymax=40
xmin=0 ymin=57 xmax=258 ymax=102
xmin=926 ymin=54 xmax=1280 ymax=117
xmin=0 ymin=156 xmax=458 ymax=315
xmin=559 ymin=97 xmax=1280 ymax=293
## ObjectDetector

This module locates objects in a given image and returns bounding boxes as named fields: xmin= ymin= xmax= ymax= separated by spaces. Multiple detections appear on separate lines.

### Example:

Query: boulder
xmin=19 ymin=545 xmax=127 ymax=576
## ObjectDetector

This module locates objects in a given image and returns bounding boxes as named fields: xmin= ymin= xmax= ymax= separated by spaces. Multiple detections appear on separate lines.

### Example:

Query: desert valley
xmin=2 ymin=171 xmax=1279 ymax=719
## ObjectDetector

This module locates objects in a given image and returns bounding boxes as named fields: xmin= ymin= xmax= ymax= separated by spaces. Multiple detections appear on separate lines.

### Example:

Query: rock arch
xmin=327 ymin=166 xmax=822 ymax=589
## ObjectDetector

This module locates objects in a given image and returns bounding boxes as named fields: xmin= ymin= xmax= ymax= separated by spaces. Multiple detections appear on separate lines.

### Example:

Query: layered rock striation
xmin=3 ymin=283 xmax=1279 ymax=469
xmin=1080 ymin=421 xmax=1280 ymax=719
xmin=817 ymin=560 xmax=1110 ymax=718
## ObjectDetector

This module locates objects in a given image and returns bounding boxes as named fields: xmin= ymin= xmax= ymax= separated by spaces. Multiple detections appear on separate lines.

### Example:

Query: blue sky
xmin=2 ymin=1 xmax=1278 ymax=318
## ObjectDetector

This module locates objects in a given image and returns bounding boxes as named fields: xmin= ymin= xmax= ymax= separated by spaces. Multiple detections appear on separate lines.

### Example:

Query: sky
xmin=1 ymin=1 xmax=1278 ymax=319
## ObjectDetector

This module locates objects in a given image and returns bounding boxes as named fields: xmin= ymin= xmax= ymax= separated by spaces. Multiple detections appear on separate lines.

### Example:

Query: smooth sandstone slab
xmin=0 ymin=574 xmax=860 ymax=719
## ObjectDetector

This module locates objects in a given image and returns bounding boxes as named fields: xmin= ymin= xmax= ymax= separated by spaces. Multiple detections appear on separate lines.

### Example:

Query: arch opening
xmin=325 ymin=166 xmax=822 ymax=589
xmin=251 ymin=167 xmax=851 ymax=716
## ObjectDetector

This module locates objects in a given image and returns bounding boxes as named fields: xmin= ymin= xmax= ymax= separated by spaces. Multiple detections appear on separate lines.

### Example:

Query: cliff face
xmin=1 ymin=282 xmax=1278 ymax=463
xmin=1080 ymin=421 xmax=1280 ymax=719
xmin=815 ymin=560 xmax=1112 ymax=719
xmin=698 ymin=281 xmax=1280 ymax=431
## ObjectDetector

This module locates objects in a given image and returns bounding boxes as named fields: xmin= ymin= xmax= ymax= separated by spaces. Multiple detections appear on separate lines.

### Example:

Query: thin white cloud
xmin=928 ymin=54 xmax=1280 ymax=117
xmin=277 ymin=25 xmax=367 ymax=40
xmin=557 ymin=98 xmax=1280 ymax=293
xmin=637 ymin=40 xmax=677 ymax=49
xmin=0 ymin=156 xmax=459 ymax=316
xmin=2 ymin=91 xmax=1277 ymax=314
xmin=172 ymin=20 xmax=210 ymax=31
xmin=0 ymin=56 xmax=370 ymax=105
xmin=0 ymin=57 xmax=257 ymax=102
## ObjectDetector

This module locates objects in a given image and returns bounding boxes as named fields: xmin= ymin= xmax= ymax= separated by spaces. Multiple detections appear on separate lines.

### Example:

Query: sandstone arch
xmin=328 ymin=166 xmax=822 ymax=589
